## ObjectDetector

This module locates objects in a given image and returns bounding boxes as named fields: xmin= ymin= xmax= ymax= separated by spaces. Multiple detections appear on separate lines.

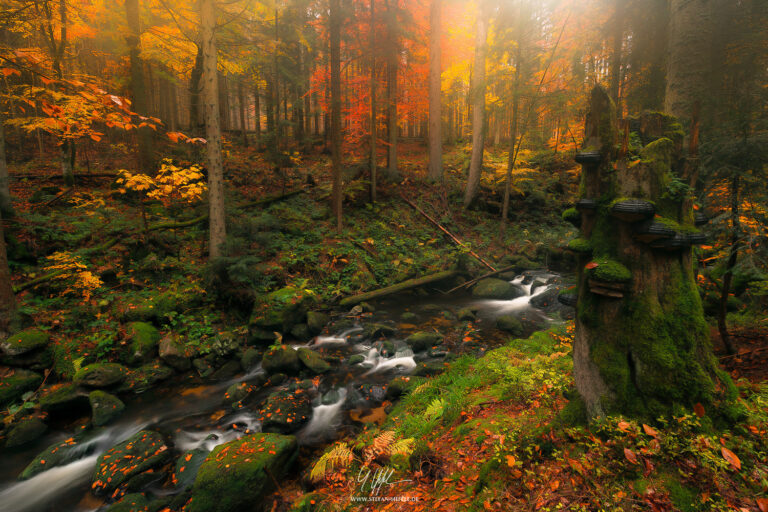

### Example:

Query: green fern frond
xmin=310 ymin=443 xmax=354 ymax=482
xmin=388 ymin=438 xmax=415 ymax=457
xmin=424 ymin=397 xmax=446 ymax=421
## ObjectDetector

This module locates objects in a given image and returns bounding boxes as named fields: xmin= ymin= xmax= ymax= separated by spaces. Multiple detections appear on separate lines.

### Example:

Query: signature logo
xmin=356 ymin=466 xmax=412 ymax=496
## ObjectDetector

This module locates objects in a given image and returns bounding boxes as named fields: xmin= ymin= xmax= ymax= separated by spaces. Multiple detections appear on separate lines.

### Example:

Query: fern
xmin=424 ymin=397 xmax=446 ymax=421
xmin=389 ymin=438 xmax=415 ymax=457
xmin=366 ymin=431 xmax=396 ymax=461
xmin=72 ymin=356 xmax=85 ymax=374
xmin=310 ymin=443 xmax=354 ymax=482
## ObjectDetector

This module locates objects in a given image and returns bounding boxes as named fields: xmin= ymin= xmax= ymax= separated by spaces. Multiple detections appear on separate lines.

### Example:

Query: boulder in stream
xmin=259 ymin=389 xmax=312 ymax=434
xmin=74 ymin=363 xmax=128 ymax=388
xmin=261 ymin=346 xmax=300 ymax=375
xmin=159 ymin=335 xmax=191 ymax=371
xmin=187 ymin=433 xmax=298 ymax=512
xmin=4 ymin=417 xmax=47 ymax=448
xmin=92 ymin=430 xmax=170 ymax=494
xmin=1 ymin=329 xmax=49 ymax=357
xmin=405 ymin=332 xmax=443 ymax=352
xmin=19 ymin=435 xmax=88 ymax=480
xmin=472 ymin=278 xmax=523 ymax=300
xmin=121 ymin=322 xmax=161 ymax=366
xmin=0 ymin=367 xmax=42 ymax=407
xmin=173 ymin=447 xmax=209 ymax=490
xmin=89 ymin=390 xmax=125 ymax=426
xmin=296 ymin=348 xmax=331 ymax=374
xmin=39 ymin=383 xmax=89 ymax=414
xmin=496 ymin=315 xmax=524 ymax=336
xmin=306 ymin=311 xmax=330 ymax=335
xmin=104 ymin=493 xmax=149 ymax=512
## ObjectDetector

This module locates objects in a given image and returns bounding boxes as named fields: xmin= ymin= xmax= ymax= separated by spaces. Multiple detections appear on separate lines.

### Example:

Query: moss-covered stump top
xmin=296 ymin=348 xmax=330 ymax=374
xmin=471 ymin=278 xmax=522 ymax=300
xmin=587 ymin=259 xmax=632 ymax=283
xmin=92 ymin=430 xmax=170 ymax=494
xmin=562 ymin=207 xmax=581 ymax=226
xmin=122 ymin=322 xmax=161 ymax=366
xmin=1 ymin=329 xmax=49 ymax=357
xmin=261 ymin=346 xmax=300 ymax=375
xmin=609 ymin=198 xmax=656 ymax=222
xmin=74 ymin=363 xmax=129 ymax=388
xmin=259 ymin=388 xmax=312 ymax=434
xmin=187 ymin=433 xmax=298 ymax=512
xmin=0 ymin=367 xmax=42 ymax=407
xmin=567 ymin=237 xmax=593 ymax=254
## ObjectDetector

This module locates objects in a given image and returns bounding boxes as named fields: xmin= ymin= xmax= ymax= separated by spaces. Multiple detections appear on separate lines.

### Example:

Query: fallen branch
xmin=400 ymin=195 xmax=496 ymax=272
xmin=443 ymin=265 xmax=516 ymax=295
xmin=12 ymin=268 xmax=67 ymax=294
xmin=339 ymin=270 xmax=459 ymax=307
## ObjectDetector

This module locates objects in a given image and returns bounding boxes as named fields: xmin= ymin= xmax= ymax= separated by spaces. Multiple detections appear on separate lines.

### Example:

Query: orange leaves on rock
xmin=720 ymin=447 xmax=741 ymax=470
xmin=1 ymin=67 xmax=20 ymax=77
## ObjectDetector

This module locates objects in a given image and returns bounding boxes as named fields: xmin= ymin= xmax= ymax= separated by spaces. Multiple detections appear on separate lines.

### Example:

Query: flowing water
xmin=0 ymin=270 xmax=567 ymax=512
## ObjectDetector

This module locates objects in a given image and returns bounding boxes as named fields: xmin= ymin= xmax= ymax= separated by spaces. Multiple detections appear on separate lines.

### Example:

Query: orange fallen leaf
xmin=642 ymin=424 xmax=658 ymax=437
xmin=694 ymin=403 xmax=705 ymax=417
xmin=505 ymin=455 xmax=516 ymax=467
xmin=624 ymin=448 xmax=639 ymax=465
xmin=721 ymin=447 xmax=741 ymax=470
xmin=756 ymin=497 xmax=768 ymax=512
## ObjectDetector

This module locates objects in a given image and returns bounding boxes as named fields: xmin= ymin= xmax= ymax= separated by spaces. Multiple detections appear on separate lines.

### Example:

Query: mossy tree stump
xmin=571 ymin=87 xmax=738 ymax=421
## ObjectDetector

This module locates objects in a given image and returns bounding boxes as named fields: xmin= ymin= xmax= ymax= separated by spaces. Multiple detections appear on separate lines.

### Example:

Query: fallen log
xmin=339 ymin=270 xmax=459 ymax=307
xmin=400 ymin=195 xmax=496 ymax=272
xmin=443 ymin=265 xmax=516 ymax=295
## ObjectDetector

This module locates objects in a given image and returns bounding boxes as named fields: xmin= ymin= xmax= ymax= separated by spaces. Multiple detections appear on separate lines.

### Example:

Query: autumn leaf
xmin=585 ymin=262 xmax=599 ymax=269
xmin=756 ymin=497 xmax=768 ymax=512
xmin=693 ymin=403 xmax=706 ymax=417
xmin=721 ymin=447 xmax=741 ymax=470
xmin=505 ymin=455 xmax=516 ymax=467
xmin=623 ymin=448 xmax=639 ymax=465
xmin=1 ymin=67 xmax=20 ymax=77
xmin=618 ymin=420 xmax=631 ymax=432
xmin=642 ymin=424 xmax=658 ymax=437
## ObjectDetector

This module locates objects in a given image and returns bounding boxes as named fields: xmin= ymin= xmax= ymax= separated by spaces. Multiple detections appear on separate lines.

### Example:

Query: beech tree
xmin=464 ymin=1 xmax=490 ymax=207
xmin=427 ymin=0 xmax=442 ymax=181
xmin=125 ymin=0 xmax=154 ymax=171
xmin=330 ymin=0 xmax=342 ymax=232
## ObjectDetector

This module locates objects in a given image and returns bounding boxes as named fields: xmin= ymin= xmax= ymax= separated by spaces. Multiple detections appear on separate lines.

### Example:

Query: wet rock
xmin=159 ymin=335 xmax=191 ymax=371
xmin=321 ymin=389 xmax=342 ymax=405
xmin=380 ymin=340 xmax=396 ymax=357
xmin=457 ymin=308 xmax=477 ymax=321
xmin=415 ymin=361 xmax=448 ymax=377
xmin=405 ymin=332 xmax=443 ymax=352
xmin=121 ymin=322 xmax=161 ymax=366
xmin=211 ymin=360 xmax=242 ymax=381
xmin=262 ymin=346 xmax=300 ymax=375
xmin=5 ymin=417 xmax=47 ymax=447
xmin=240 ymin=348 xmax=262 ymax=370
xmin=427 ymin=346 xmax=448 ymax=358
xmin=187 ymin=434 xmax=298 ymax=512
xmin=496 ymin=315 xmax=524 ymax=336
xmin=117 ymin=363 xmax=174 ymax=393
xmin=224 ymin=382 xmax=252 ymax=405
xmin=193 ymin=358 xmax=215 ymax=379
xmin=385 ymin=376 xmax=413 ymax=400
xmin=259 ymin=389 xmax=312 ymax=434
xmin=19 ymin=435 xmax=90 ymax=479
xmin=39 ymin=384 xmax=89 ymax=414
xmin=249 ymin=286 xmax=314 ymax=336
xmin=0 ymin=367 xmax=42 ymax=407
xmin=74 ymin=363 xmax=129 ymax=388
xmin=173 ymin=447 xmax=208 ymax=490
xmin=92 ymin=430 xmax=170 ymax=494
xmin=105 ymin=493 xmax=149 ymax=512
xmin=306 ymin=311 xmax=330 ymax=335
xmin=296 ymin=348 xmax=330 ymax=374
xmin=1 ymin=329 xmax=49 ymax=357
xmin=125 ymin=470 xmax=165 ymax=493
xmin=529 ymin=286 xmax=561 ymax=310
xmin=362 ymin=323 xmax=396 ymax=339
xmin=347 ymin=354 xmax=365 ymax=366
xmin=472 ymin=278 xmax=523 ymax=300
xmin=89 ymin=390 xmax=125 ymax=426
xmin=400 ymin=311 xmax=418 ymax=323
xmin=290 ymin=323 xmax=312 ymax=341
xmin=266 ymin=373 xmax=287 ymax=386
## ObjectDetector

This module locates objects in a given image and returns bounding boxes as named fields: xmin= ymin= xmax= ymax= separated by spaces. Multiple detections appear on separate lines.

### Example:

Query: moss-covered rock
xmin=562 ymin=207 xmax=581 ymax=226
xmin=92 ymin=430 xmax=170 ymax=494
xmin=39 ymin=384 xmax=89 ymax=414
xmin=122 ymin=322 xmax=161 ymax=366
xmin=1 ymin=329 xmax=49 ymax=357
xmin=296 ymin=348 xmax=330 ymax=374
xmin=5 ymin=417 xmax=47 ymax=447
xmin=104 ymin=493 xmax=149 ymax=512
xmin=567 ymin=238 xmax=593 ymax=254
xmin=159 ymin=335 xmax=191 ymax=371
xmin=74 ymin=363 xmax=129 ymax=388
xmin=496 ymin=315 xmax=524 ymax=336
xmin=20 ymin=435 xmax=87 ymax=480
xmin=259 ymin=388 xmax=312 ymax=434
xmin=306 ymin=311 xmax=330 ymax=335
xmin=119 ymin=363 xmax=173 ymax=393
xmin=89 ymin=390 xmax=125 ymax=426
xmin=472 ymin=278 xmax=523 ymax=300
xmin=261 ymin=346 xmax=300 ymax=375
xmin=210 ymin=360 xmax=242 ymax=381
xmin=405 ymin=332 xmax=443 ymax=352
xmin=240 ymin=348 xmax=262 ymax=370
xmin=249 ymin=286 xmax=315 ymax=338
xmin=290 ymin=323 xmax=312 ymax=341
xmin=173 ymin=447 xmax=208 ymax=490
xmin=385 ymin=376 xmax=413 ymax=400
xmin=0 ymin=367 xmax=42 ymax=407
xmin=187 ymin=433 xmax=298 ymax=512
xmin=362 ymin=323 xmax=396 ymax=339
xmin=457 ymin=308 xmax=476 ymax=321
xmin=223 ymin=382 xmax=253 ymax=405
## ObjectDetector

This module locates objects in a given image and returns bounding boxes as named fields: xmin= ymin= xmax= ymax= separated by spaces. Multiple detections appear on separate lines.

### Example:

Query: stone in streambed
xmin=457 ymin=308 xmax=477 ymax=321
xmin=385 ymin=376 xmax=413 ymax=400
xmin=496 ymin=315 xmax=524 ymax=336
xmin=173 ymin=447 xmax=209 ymax=490
xmin=472 ymin=278 xmax=524 ymax=300
xmin=224 ymin=382 xmax=252 ymax=405
xmin=187 ymin=434 xmax=298 ymax=512
xmin=104 ymin=493 xmax=149 ymax=512
xmin=119 ymin=363 xmax=173 ymax=393
xmin=159 ymin=335 xmax=191 ymax=371
xmin=259 ymin=389 xmax=312 ymax=434
xmin=362 ymin=323 xmax=396 ymax=339
xmin=0 ymin=367 xmax=42 ymax=407
xmin=296 ymin=348 xmax=330 ymax=374
xmin=405 ymin=332 xmax=443 ymax=352
xmin=306 ymin=311 xmax=330 ymax=335
xmin=262 ymin=346 xmax=300 ymax=375
xmin=74 ymin=363 xmax=128 ymax=388
xmin=290 ymin=323 xmax=312 ymax=341
xmin=1 ymin=329 xmax=49 ymax=357
xmin=19 ymin=434 xmax=91 ymax=480
xmin=5 ymin=417 xmax=47 ymax=447
xmin=92 ymin=430 xmax=170 ymax=494
xmin=210 ymin=360 xmax=242 ymax=381
xmin=89 ymin=390 xmax=125 ymax=426
xmin=39 ymin=383 xmax=89 ymax=414
xmin=347 ymin=354 xmax=365 ymax=366
xmin=240 ymin=348 xmax=262 ymax=370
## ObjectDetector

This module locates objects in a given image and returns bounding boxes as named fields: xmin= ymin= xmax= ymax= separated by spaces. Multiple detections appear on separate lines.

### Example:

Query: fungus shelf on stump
xmin=609 ymin=199 xmax=656 ymax=222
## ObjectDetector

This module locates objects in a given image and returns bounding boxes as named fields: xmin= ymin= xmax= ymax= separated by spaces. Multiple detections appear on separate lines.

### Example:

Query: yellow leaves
xmin=43 ymin=252 xmax=103 ymax=301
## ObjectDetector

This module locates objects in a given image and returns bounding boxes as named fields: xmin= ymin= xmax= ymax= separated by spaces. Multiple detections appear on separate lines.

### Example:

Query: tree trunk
xmin=330 ymin=0 xmax=343 ymax=233
xmin=608 ymin=0 xmax=625 ymax=111
xmin=572 ymin=87 xmax=737 ymax=420
xmin=126 ymin=0 xmax=154 ymax=171
xmin=190 ymin=45 xmax=204 ymax=135
xmin=0 ymin=207 xmax=16 ymax=339
xmin=427 ymin=0 xmax=442 ymax=181
xmin=254 ymin=81 xmax=261 ymax=150
xmin=501 ymin=44 xmax=522 ymax=228
xmin=369 ymin=0 xmax=377 ymax=203
xmin=238 ymin=79 xmax=248 ymax=147
xmin=464 ymin=2 xmax=488 ymax=207
xmin=385 ymin=0 xmax=399 ymax=179
xmin=717 ymin=175 xmax=740 ymax=354
xmin=665 ymin=0 xmax=711 ymax=125
xmin=0 ymin=112 xmax=13 ymax=216
xmin=200 ymin=0 xmax=226 ymax=260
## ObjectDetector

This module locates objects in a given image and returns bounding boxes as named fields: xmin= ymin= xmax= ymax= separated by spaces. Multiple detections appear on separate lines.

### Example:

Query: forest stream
xmin=0 ymin=270 xmax=568 ymax=512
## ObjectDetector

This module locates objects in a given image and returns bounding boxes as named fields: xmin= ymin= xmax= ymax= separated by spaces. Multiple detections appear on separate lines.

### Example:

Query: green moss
xmin=653 ymin=216 xmax=698 ymax=235
xmin=567 ymin=237 xmax=593 ymax=254
xmin=74 ymin=363 xmax=128 ymax=387
xmin=562 ymin=208 xmax=581 ymax=225
xmin=123 ymin=322 xmax=160 ymax=366
xmin=589 ymin=259 xmax=632 ymax=283
xmin=0 ymin=369 xmax=42 ymax=407
xmin=89 ymin=390 xmax=125 ymax=426
xmin=1 ymin=329 xmax=49 ymax=356
xmin=661 ymin=473 xmax=703 ymax=512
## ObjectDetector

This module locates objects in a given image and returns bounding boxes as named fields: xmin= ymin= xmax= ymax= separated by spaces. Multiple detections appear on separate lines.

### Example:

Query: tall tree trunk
xmin=238 ymin=79 xmax=248 ymax=147
xmin=330 ymin=0 xmax=343 ymax=233
xmin=385 ymin=0 xmax=399 ymax=178
xmin=0 ymin=112 xmax=13 ymax=216
xmin=201 ymin=0 xmax=226 ymax=260
xmin=427 ymin=0 xmax=442 ymax=181
xmin=464 ymin=2 xmax=488 ymax=207
xmin=665 ymin=0 xmax=711 ymax=125
xmin=254 ymin=81 xmax=261 ymax=150
xmin=274 ymin=8 xmax=281 ymax=153
xmin=501 ymin=44 xmax=522 ymax=229
xmin=369 ymin=0 xmax=377 ymax=203
xmin=0 ymin=208 xmax=15 ymax=339
xmin=608 ymin=0 xmax=625 ymax=111
xmin=717 ymin=175 xmax=740 ymax=354
xmin=190 ymin=45 xmax=204 ymax=135
xmin=126 ymin=0 xmax=154 ymax=171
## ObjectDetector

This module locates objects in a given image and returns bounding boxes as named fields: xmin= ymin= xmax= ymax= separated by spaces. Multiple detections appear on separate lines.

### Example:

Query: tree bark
xmin=369 ymin=0 xmax=377 ymax=203
xmin=717 ymin=175 xmax=740 ymax=354
xmin=200 ymin=0 xmax=226 ymax=260
xmin=427 ymin=0 xmax=442 ymax=181
xmin=572 ymin=87 xmax=736 ymax=420
xmin=464 ymin=2 xmax=489 ymax=207
xmin=339 ymin=270 xmax=459 ymax=307
xmin=385 ymin=0 xmax=399 ymax=179
xmin=608 ymin=0 xmax=625 ymax=111
xmin=190 ymin=45 xmax=204 ymax=135
xmin=254 ymin=81 xmax=261 ymax=150
xmin=0 ymin=112 xmax=13 ymax=216
xmin=330 ymin=0 xmax=343 ymax=233
xmin=0 ymin=207 xmax=16 ymax=338
xmin=125 ymin=0 xmax=154 ymax=171
xmin=501 ymin=43 xmax=522 ymax=228
xmin=238 ymin=79 xmax=248 ymax=147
